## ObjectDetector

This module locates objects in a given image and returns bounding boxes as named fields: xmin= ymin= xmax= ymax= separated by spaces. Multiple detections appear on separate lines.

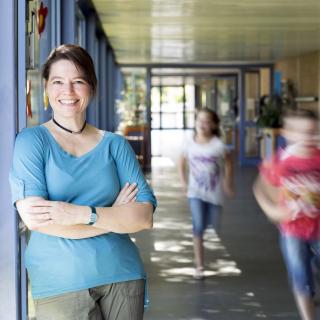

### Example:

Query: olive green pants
xmin=34 ymin=279 xmax=145 ymax=320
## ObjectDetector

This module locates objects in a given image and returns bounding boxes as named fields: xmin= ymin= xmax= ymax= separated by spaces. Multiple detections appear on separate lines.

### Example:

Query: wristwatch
xmin=87 ymin=206 xmax=97 ymax=225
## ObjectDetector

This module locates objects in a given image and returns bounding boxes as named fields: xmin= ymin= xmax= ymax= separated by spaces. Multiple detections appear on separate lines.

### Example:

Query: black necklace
xmin=52 ymin=117 xmax=87 ymax=134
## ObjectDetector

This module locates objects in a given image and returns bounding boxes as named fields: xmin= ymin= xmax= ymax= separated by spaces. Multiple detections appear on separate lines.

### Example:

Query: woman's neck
xmin=51 ymin=115 xmax=86 ymax=134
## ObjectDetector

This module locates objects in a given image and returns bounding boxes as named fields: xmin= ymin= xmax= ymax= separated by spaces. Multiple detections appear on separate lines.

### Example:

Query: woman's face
xmin=45 ymin=59 xmax=91 ymax=118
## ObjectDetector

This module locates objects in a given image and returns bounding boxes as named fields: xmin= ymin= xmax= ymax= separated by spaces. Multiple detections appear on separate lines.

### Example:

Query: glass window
xmin=117 ymin=68 xmax=147 ymax=129
xmin=151 ymin=112 xmax=160 ymax=129
xmin=151 ymin=87 xmax=160 ymax=112
xmin=185 ymin=111 xmax=195 ymax=128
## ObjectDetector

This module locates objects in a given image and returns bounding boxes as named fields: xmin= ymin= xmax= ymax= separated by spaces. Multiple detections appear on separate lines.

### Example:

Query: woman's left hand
xmin=29 ymin=200 xmax=86 ymax=225
xmin=112 ymin=182 xmax=138 ymax=207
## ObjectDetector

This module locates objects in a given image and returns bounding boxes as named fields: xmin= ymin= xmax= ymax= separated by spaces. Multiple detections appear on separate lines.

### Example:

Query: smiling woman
xmin=43 ymin=46 xmax=94 ymax=136
xmin=9 ymin=44 xmax=157 ymax=320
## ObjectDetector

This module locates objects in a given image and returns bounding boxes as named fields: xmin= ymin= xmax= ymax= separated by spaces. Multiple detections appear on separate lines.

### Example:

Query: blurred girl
xmin=178 ymin=107 xmax=234 ymax=280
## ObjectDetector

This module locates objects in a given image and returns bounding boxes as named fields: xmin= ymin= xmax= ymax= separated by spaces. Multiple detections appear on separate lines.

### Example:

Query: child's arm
xmin=253 ymin=174 xmax=291 ymax=223
xmin=223 ymin=151 xmax=235 ymax=197
xmin=178 ymin=155 xmax=188 ymax=192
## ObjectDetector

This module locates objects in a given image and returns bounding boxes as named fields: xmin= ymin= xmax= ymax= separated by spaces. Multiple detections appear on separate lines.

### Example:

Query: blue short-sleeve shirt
xmin=9 ymin=126 xmax=157 ymax=300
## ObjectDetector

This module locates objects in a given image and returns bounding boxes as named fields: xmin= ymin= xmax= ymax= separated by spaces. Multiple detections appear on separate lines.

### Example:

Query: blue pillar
xmin=99 ymin=39 xmax=108 ymax=130
xmin=114 ymin=68 xmax=124 ymax=131
xmin=86 ymin=13 xmax=97 ymax=125
xmin=274 ymin=71 xmax=282 ymax=96
xmin=0 ymin=0 xmax=19 ymax=319
xmin=94 ymin=38 xmax=100 ymax=126
xmin=107 ymin=50 xmax=115 ymax=131
xmin=239 ymin=67 xmax=245 ymax=166
xmin=146 ymin=67 xmax=152 ymax=170
xmin=61 ymin=0 xmax=76 ymax=44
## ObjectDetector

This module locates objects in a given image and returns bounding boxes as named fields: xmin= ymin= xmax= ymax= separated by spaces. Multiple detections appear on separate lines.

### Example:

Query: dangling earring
xmin=43 ymin=91 xmax=49 ymax=110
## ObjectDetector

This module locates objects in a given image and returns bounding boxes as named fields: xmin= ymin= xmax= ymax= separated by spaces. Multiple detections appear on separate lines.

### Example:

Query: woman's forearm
xmin=63 ymin=201 xmax=153 ymax=234
xmin=93 ymin=202 xmax=153 ymax=233
xmin=17 ymin=196 xmax=153 ymax=237
xmin=35 ymin=224 xmax=109 ymax=239
xmin=25 ymin=201 xmax=153 ymax=238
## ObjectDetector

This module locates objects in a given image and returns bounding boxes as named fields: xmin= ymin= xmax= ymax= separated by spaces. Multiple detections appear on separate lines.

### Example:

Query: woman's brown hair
xmin=42 ymin=44 xmax=97 ymax=96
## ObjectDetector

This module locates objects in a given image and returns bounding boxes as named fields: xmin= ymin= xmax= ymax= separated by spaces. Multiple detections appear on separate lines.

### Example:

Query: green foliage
xmin=257 ymin=95 xmax=283 ymax=128
xmin=116 ymin=73 xmax=146 ymax=131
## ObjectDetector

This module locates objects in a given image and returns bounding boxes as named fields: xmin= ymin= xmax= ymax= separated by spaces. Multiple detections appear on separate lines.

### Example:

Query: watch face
xmin=88 ymin=207 xmax=97 ymax=225
xmin=89 ymin=212 xmax=97 ymax=225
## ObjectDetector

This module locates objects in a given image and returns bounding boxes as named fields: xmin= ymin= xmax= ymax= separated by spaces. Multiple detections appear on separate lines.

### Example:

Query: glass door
xmin=150 ymin=82 xmax=196 ymax=158
xmin=244 ymin=71 xmax=260 ymax=160
xmin=239 ymin=67 xmax=271 ymax=166
xmin=213 ymin=75 xmax=238 ymax=151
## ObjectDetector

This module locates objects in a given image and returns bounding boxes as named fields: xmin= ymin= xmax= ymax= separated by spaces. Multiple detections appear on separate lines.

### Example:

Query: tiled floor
xmin=134 ymin=155 xmax=303 ymax=319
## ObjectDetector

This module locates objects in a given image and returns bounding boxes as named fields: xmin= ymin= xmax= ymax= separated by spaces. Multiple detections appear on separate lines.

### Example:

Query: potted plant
xmin=257 ymin=95 xmax=283 ymax=129
xmin=257 ymin=95 xmax=285 ymax=160
xmin=116 ymin=74 xmax=146 ymax=133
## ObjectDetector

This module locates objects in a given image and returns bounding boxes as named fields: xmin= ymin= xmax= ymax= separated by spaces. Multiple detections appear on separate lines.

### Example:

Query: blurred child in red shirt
xmin=254 ymin=109 xmax=320 ymax=320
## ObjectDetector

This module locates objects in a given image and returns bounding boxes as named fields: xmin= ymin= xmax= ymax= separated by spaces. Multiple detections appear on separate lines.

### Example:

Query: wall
xmin=275 ymin=51 xmax=320 ymax=112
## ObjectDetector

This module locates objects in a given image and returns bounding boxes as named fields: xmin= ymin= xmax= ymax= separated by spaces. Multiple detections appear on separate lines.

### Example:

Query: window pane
xmin=161 ymin=87 xmax=184 ymax=113
xmin=151 ymin=87 xmax=160 ymax=112
xmin=151 ymin=112 xmax=160 ymax=129
xmin=185 ymin=111 xmax=195 ymax=128
xmin=162 ymin=112 xmax=183 ymax=129
xmin=185 ymin=85 xmax=195 ymax=111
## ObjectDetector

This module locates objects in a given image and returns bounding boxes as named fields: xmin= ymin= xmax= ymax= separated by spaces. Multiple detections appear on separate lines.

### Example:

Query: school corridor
xmin=128 ymin=129 xmax=304 ymax=319
xmin=2 ymin=1 xmax=320 ymax=319
xmin=136 ymin=155 xmax=301 ymax=319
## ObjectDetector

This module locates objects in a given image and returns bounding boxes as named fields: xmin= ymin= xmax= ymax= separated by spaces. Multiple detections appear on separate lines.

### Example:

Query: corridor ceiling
xmin=92 ymin=0 xmax=320 ymax=65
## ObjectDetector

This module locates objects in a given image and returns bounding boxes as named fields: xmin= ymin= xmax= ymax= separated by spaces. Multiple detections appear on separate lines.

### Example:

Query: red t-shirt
xmin=260 ymin=146 xmax=320 ymax=240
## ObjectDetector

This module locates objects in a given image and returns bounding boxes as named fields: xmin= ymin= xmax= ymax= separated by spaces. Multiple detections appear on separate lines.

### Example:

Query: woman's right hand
xmin=112 ymin=183 xmax=138 ymax=207
xmin=16 ymin=197 xmax=53 ymax=231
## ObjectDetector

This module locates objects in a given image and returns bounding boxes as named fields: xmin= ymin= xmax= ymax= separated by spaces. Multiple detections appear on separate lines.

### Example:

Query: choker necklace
xmin=52 ymin=117 xmax=87 ymax=134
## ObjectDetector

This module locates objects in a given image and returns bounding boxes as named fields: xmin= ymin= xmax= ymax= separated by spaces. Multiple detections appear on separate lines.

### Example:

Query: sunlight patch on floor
xmin=153 ymin=220 xmax=192 ymax=231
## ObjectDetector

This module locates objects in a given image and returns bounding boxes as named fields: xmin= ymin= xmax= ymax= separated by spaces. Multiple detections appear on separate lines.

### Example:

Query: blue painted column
xmin=146 ymin=67 xmax=152 ymax=170
xmin=0 ymin=0 xmax=19 ymax=319
xmin=85 ymin=13 xmax=97 ymax=126
xmin=239 ymin=67 xmax=245 ymax=166
xmin=274 ymin=71 xmax=282 ymax=96
xmin=114 ymin=67 xmax=124 ymax=131
xmin=107 ymin=50 xmax=115 ymax=131
xmin=51 ymin=0 xmax=61 ymax=47
xmin=99 ymin=39 xmax=108 ymax=130
xmin=94 ymin=38 xmax=100 ymax=127
xmin=61 ymin=0 xmax=76 ymax=44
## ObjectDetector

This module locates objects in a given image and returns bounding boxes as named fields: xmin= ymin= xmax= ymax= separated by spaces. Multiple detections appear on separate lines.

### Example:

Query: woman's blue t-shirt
xmin=9 ymin=126 xmax=157 ymax=300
